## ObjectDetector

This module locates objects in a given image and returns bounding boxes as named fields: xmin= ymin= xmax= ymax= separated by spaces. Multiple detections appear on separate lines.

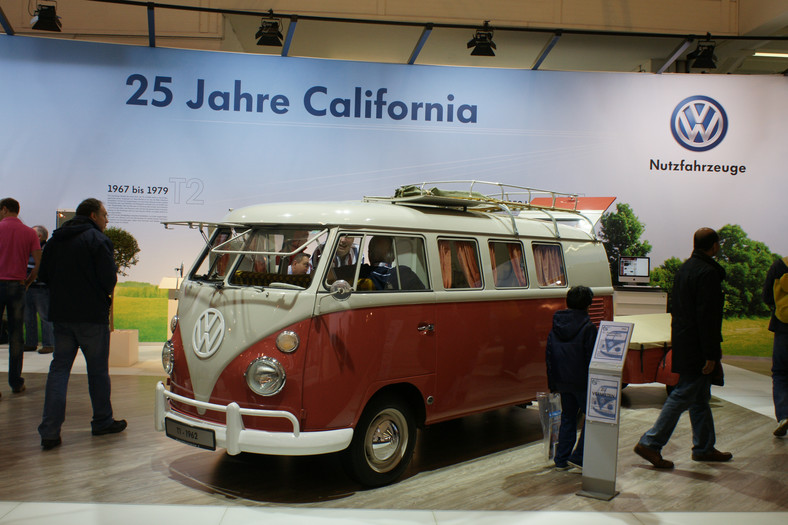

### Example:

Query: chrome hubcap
xmin=365 ymin=409 xmax=407 ymax=473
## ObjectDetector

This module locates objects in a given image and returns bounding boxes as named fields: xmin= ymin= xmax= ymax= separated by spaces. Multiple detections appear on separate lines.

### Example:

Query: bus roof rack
xmin=365 ymin=180 xmax=579 ymax=212
xmin=364 ymin=180 xmax=610 ymax=238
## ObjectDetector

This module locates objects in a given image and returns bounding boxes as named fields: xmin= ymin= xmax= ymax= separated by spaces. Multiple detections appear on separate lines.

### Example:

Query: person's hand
xmin=702 ymin=360 xmax=715 ymax=375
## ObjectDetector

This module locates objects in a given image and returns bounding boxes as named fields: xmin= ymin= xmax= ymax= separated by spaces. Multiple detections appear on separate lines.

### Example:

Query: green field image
xmin=113 ymin=282 xmax=168 ymax=342
xmin=720 ymin=317 xmax=774 ymax=357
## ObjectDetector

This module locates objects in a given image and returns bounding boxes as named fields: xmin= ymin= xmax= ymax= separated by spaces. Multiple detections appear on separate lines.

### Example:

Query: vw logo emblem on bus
xmin=192 ymin=308 xmax=225 ymax=358
xmin=670 ymin=95 xmax=728 ymax=152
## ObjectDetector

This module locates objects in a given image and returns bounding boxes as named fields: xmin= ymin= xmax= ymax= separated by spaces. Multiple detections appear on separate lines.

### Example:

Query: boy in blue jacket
xmin=546 ymin=286 xmax=598 ymax=470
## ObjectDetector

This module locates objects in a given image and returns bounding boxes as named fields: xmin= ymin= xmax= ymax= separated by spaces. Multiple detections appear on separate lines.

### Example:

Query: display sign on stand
xmin=577 ymin=321 xmax=634 ymax=501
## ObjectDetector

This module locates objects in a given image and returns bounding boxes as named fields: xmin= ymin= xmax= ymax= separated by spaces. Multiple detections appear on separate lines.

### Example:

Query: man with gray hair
xmin=24 ymin=225 xmax=54 ymax=354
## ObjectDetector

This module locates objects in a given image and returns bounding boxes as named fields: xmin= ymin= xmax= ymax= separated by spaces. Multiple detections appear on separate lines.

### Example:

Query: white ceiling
xmin=2 ymin=0 xmax=787 ymax=75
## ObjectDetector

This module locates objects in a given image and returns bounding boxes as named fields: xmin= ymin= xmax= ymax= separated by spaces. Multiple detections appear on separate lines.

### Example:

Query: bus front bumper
xmin=154 ymin=381 xmax=353 ymax=456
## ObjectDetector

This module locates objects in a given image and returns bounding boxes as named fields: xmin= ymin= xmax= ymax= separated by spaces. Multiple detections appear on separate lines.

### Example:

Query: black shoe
xmin=92 ymin=419 xmax=127 ymax=436
xmin=692 ymin=448 xmax=732 ymax=462
xmin=24 ymin=345 xmax=37 ymax=352
xmin=38 ymin=346 xmax=54 ymax=354
xmin=41 ymin=437 xmax=61 ymax=450
xmin=12 ymin=384 xmax=26 ymax=394
xmin=634 ymin=443 xmax=674 ymax=469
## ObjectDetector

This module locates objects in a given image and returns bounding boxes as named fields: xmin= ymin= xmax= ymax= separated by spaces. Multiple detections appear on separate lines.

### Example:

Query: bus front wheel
xmin=343 ymin=395 xmax=416 ymax=487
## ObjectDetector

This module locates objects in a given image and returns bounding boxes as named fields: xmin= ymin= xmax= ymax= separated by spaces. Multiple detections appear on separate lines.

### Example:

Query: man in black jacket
xmin=763 ymin=256 xmax=788 ymax=437
xmin=634 ymin=227 xmax=732 ymax=468
xmin=37 ymin=198 xmax=126 ymax=450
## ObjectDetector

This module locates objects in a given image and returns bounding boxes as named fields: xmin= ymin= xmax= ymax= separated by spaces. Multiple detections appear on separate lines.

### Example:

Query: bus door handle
xmin=417 ymin=323 xmax=435 ymax=333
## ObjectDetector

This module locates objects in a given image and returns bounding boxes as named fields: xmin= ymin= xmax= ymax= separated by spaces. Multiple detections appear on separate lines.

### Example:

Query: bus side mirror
xmin=329 ymin=280 xmax=352 ymax=301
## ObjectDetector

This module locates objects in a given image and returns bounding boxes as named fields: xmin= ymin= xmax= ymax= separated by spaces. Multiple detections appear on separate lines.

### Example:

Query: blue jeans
xmin=555 ymin=390 xmax=586 ymax=466
xmin=639 ymin=372 xmax=715 ymax=454
xmin=38 ymin=322 xmax=115 ymax=439
xmin=0 ymin=280 xmax=26 ymax=390
xmin=24 ymin=285 xmax=54 ymax=347
xmin=773 ymin=331 xmax=788 ymax=421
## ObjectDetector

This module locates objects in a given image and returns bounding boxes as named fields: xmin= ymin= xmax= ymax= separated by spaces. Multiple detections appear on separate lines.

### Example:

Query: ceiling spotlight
xmin=467 ymin=21 xmax=496 ymax=56
xmin=687 ymin=36 xmax=717 ymax=69
xmin=31 ymin=4 xmax=61 ymax=32
xmin=255 ymin=11 xmax=283 ymax=47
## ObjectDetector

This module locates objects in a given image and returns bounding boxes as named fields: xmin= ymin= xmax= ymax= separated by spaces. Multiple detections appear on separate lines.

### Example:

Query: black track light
xmin=687 ymin=36 xmax=717 ymax=69
xmin=467 ymin=21 xmax=496 ymax=56
xmin=256 ymin=11 xmax=283 ymax=47
xmin=31 ymin=4 xmax=61 ymax=32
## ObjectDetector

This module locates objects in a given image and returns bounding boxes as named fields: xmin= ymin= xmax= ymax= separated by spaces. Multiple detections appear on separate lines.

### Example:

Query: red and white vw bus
xmin=154 ymin=181 xmax=614 ymax=486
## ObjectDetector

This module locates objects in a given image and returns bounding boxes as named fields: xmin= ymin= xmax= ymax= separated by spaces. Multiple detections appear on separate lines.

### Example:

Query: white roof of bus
xmin=221 ymin=200 xmax=596 ymax=241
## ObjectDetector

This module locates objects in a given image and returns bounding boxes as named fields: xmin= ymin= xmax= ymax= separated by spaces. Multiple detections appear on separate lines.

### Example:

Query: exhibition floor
xmin=0 ymin=344 xmax=786 ymax=525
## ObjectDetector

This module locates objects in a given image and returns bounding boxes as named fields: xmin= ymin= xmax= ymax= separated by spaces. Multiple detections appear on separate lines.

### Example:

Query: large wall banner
xmin=1 ymin=36 xmax=786 ymax=283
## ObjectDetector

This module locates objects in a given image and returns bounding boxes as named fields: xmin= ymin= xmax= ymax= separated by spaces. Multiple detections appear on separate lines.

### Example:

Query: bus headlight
xmin=246 ymin=356 xmax=286 ymax=396
xmin=162 ymin=340 xmax=175 ymax=375
xmin=170 ymin=315 xmax=179 ymax=334
xmin=275 ymin=330 xmax=299 ymax=353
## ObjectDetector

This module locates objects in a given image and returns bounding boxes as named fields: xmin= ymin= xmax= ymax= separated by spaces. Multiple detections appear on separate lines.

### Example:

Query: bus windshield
xmin=190 ymin=226 xmax=327 ymax=288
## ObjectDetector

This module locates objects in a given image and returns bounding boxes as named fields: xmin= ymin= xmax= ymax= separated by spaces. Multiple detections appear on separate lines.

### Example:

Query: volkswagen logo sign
xmin=192 ymin=308 xmax=225 ymax=358
xmin=671 ymin=95 xmax=728 ymax=152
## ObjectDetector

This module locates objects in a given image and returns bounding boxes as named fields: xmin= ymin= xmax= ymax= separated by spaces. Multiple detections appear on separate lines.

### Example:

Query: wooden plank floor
xmin=1 ymin=371 xmax=786 ymax=512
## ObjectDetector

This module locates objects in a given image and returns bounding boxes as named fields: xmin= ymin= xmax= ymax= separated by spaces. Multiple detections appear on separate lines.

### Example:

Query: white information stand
xmin=578 ymin=321 xmax=634 ymax=501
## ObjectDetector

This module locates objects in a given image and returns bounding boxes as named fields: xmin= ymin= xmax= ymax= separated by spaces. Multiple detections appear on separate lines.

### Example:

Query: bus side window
xmin=438 ymin=239 xmax=482 ymax=289
xmin=532 ymin=243 xmax=567 ymax=287
xmin=323 ymin=234 xmax=361 ymax=285
xmin=391 ymin=236 xmax=428 ymax=290
xmin=489 ymin=241 xmax=528 ymax=288
xmin=353 ymin=235 xmax=428 ymax=291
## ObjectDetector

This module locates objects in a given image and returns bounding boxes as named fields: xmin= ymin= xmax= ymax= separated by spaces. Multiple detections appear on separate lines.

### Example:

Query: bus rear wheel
xmin=343 ymin=395 xmax=416 ymax=487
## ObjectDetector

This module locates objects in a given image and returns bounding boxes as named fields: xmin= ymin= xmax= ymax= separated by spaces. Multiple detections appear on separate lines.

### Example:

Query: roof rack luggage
xmin=364 ymin=180 xmax=609 ymax=238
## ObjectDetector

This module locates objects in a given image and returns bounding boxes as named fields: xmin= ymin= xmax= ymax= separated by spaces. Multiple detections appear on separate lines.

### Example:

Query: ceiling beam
xmin=531 ymin=31 xmax=562 ymax=70
xmin=408 ymin=24 xmax=433 ymax=65
xmin=147 ymin=3 xmax=155 ymax=47
xmin=281 ymin=16 xmax=297 ymax=57
xmin=656 ymin=38 xmax=693 ymax=74
xmin=0 ymin=4 xmax=15 ymax=35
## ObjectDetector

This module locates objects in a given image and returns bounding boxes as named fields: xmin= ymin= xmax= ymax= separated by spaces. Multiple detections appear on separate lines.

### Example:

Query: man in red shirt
xmin=0 ymin=198 xmax=42 ymax=396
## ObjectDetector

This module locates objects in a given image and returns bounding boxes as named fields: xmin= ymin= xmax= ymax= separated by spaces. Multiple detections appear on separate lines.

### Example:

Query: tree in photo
xmin=105 ymin=226 xmax=141 ymax=276
xmin=650 ymin=256 xmax=682 ymax=312
xmin=104 ymin=227 xmax=141 ymax=330
xmin=716 ymin=224 xmax=778 ymax=318
xmin=598 ymin=203 xmax=652 ymax=285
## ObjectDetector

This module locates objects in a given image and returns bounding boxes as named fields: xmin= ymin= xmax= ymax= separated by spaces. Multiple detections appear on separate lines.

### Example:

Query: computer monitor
xmin=618 ymin=256 xmax=650 ymax=285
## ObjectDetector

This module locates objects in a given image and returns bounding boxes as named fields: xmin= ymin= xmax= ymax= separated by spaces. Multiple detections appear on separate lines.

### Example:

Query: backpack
xmin=775 ymin=257 xmax=788 ymax=323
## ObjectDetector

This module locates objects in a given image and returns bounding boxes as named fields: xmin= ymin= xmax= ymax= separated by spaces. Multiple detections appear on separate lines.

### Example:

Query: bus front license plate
xmin=165 ymin=418 xmax=216 ymax=450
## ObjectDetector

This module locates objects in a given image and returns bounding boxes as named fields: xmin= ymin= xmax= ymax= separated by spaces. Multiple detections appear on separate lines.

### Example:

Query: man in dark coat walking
xmin=634 ymin=227 xmax=732 ymax=468
xmin=37 ymin=198 xmax=126 ymax=450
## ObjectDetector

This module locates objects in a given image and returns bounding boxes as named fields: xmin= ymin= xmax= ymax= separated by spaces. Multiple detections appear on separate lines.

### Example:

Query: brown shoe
xmin=692 ymin=448 xmax=732 ymax=462
xmin=38 ymin=346 xmax=54 ymax=354
xmin=775 ymin=419 xmax=788 ymax=437
xmin=634 ymin=443 xmax=674 ymax=469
